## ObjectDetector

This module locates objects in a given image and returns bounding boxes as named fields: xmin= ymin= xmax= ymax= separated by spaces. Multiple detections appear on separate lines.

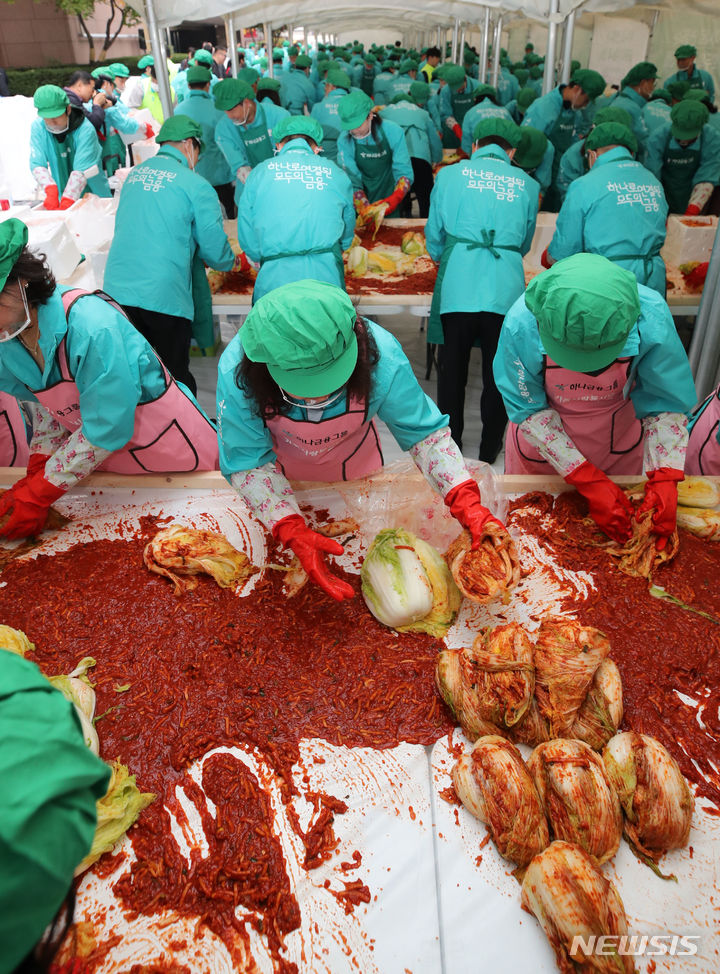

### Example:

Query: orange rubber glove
xmin=273 ymin=514 xmax=354 ymax=601
xmin=59 ymin=196 xmax=76 ymax=210
xmin=43 ymin=185 xmax=60 ymax=210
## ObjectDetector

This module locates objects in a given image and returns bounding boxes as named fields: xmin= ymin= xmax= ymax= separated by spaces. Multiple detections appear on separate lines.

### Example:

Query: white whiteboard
xmin=588 ymin=14 xmax=651 ymax=89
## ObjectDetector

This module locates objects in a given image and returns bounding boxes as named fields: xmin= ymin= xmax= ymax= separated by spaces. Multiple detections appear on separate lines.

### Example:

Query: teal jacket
xmin=522 ymin=86 xmax=579 ymax=141
xmin=104 ymin=103 xmax=141 ymax=137
xmin=310 ymin=89 xmax=347 ymax=163
xmin=385 ymin=74 xmax=413 ymax=101
xmin=0 ymin=288 xmax=188 ymax=451
xmin=642 ymin=99 xmax=671 ymax=135
xmin=425 ymin=143 xmax=539 ymax=316
xmin=236 ymin=141 xmax=355 ymax=302
xmin=494 ymin=284 xmax=697 ymax=424
xmin=336 ymin=119 xmax=413 ymax=195
xmin=373 ymin=71 xmax=395 ymax=103
xmin=548 ymin=146 xmax=668 ymax=293
xmin=173 ymin=70 xmax=218 ymax=105
xmin=515 ymin=140 xmax=555 ymax=195
xmin=608 ymin=87 xmax=649 ymax=153
xmin=645 ymin=122 xmax=720 ymax=192
xmin=175 ymin=90 xmax=233 ymax=187
xmin=282 ymin=68 xmax=317 ymax=114
xmin=379 ymin=100 xmax=442 ymax=165
xmin=104 ymin=145 xmax=234 ymax=320
xmin=461 ymin=102 xmax=513 ymax=155
xmin=663 ymin=66 xmax=715 ymax=104
xmin=438 ymin=77 xmax=479 ymax=123
xmin=497 ymin=69 xmax=520 ymax=107
xmin=215 ymin=101 xmax=290 ymax=204
xmin=216 ymin=319 xmax=447 ymax=476
xmin=29 ymin=116 xmax=110 ymax=198
xmin=556 ymin=140 xmax=587 ymax=203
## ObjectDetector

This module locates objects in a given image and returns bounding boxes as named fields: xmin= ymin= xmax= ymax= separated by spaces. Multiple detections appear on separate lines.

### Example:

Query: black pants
xmin=399 ymin=158 xmax=434 ymax=218
xmin=214 ymin=182 xmax=236 ymax=219
xmin=437 ymin=310 xmax=508 ymax=463
xmin=122 ymin=305 xmax=197 ymax=396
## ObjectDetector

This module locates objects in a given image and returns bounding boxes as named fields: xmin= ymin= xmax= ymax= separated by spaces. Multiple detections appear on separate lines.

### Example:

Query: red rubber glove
xmin=636 ymin=467 xmax=684 ymax=550
xmin=445 ymin=479 xmax=505 ymax=550
xmin=232 ymin=251 xmax=253 ymax=273
xmin=565 ymin=460 xmax=633 ymax=543
xmin=374 ymin=182 xmax=408 ymax=216
xmin=26 ymin=452 xmax=51 ymax=478
xmin=540 ymin=246 xmax=554 ymax=269
xmin=43 ymin=184 xmax=60 ymax=210
xmin=684 ymin=261 xmax=709 ymax=290
xmin=59 ymin=196 xmax=76 ymax=210
xmin=0 ymin=454 xmax=51 ymax=517
xmin=685 ymin=204 xmax=702 ymax=216
xmin=144 ymin=122 xmax=155 ymax=139
xmin=273 ymin=514 xmax=355 ymax=602
xmin=0 ymin=471 xmax=65 ymax=540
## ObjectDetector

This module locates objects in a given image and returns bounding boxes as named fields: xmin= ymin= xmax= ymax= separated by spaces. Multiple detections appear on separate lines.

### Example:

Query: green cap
xmin=526 ymin=254 xmax=640 ymax=372
xmin=186 ymin=65 xmax=212 ymax=84
xmin=593 ymin=106 xmax=632 ymax=129
xmin=138 ymin=54 xmax=154 ymax=69
xmin=667 ymin=80 xmax=690 ymax=101
xmin=257 ymin=77 xmax=281 ymax=92
xmin=288 ymin=45 xmax=299 ymax=56
xmin=108 ymin=62 xmax=130 ymax=79
xmin=337 ymin=90 xmax=374 ymax=130
xmin=525 ymin=42 xmax=534 ymax=51
xmin=389 ymin=92 xmax=410 ymax=104
xmin=444 ymin=64 xmax=467 ymax=92
xmin=258 ymin=57 xmax=268 ymax=69
xmin=157 ymin=115 xmax=204 ymax=150
xmin=33 ymin=84 xmax=69 ymax=119
xmin=364 ymin=53 xmax=377 ymax=64
xmin=237 ymin=67 xmax=260 ymax=85
xmin=399 ymin=59 xmax=418 ymax=75
xmin=242 ymin=281 xmax=358 ymax=397
xmin=0 ymin=651 xmax=111 ymax=974
xmin=473 ymin=116 xmax=521 ymax=147
xmin=515 ymin=126 xmax=548 ymax=170
xmin=272 ymin=47 xmax=283 ymax=60
xmin=671 ymin=99 xmax=709 ymax=141
xmin=571 ymin=60 xmax=581 ymax=74
xmin=514 ymin=68 xmax=530 ymax=86
xmin=91 ymin=66 xmax=113 ymax=81
xmin=273 ymin=115 xmax=324 ymax=144
xmin=0 ymin=219 xmax=28 ymax=290
xmin=214 ymin=78 xmax=255 ymax=110
xmin=674 ymin=44 xmax=697 ymax=59
xmin=570 ymin=68 xmax=606 ymax=100
xmin=585 ymin=122 xmax=637 ymax=154
xmin=193 ymin=49 xmax=213 ymax=66
xmin=517 ymin=86 xmax=538 ymax=112
xmin=409 ymin=80 xmax=430 ymax=105
xmin=295 ymin=54 xmax=312 ymax=69
xmin=650 ymin=87 xmax=671 ymax=104
xmin=474 ymin=84 xmax=497 ymax=103
xmin=622 ymin=61 xmax=658 ymax=87
xmin=326 ymin=69 xmax=352 ymax=90
xmin=529 ymin=66 xmax=543 ymax=80
xmin=684 ymin=88 xmax=712 ymax=106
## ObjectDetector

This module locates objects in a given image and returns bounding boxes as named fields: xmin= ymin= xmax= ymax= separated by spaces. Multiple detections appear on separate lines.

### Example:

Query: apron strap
xmin=261 ymin=243 xmax=339 ymax=264
xmin=605 ymin=247 xmax=662 ymax=280
xmin=447 ymin=229 xmax=522 ymax=259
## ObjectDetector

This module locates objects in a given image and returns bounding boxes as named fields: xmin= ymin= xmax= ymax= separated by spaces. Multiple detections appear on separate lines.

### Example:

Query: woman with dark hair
xmin=336 ymin=91 xmax=413 ymax=218
xmin=0 ymin=219 xmax=219 ymax=541
xmin=217 ymin=279 xmax=510 ymax=601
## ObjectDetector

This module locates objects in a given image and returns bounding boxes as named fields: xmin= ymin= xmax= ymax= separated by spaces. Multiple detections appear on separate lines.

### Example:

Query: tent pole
xmin=287 ymin=23 xmax=294 ymax=45
xmin=491 ymin=16 xmax=502 ymax=88
xmin=479 ymin=7 xmax=490 ymax=84
xmin=459 ymin=24 xmax=466 ymax=64
xmin=436 ymin=25 xmax=442 ymax=50
xmin=227 ymin=15 xmax=239 ymax=76
xmin=265 ymin=22 xmax=274 ymax=77
xmin=144 ymin=0 xmax=173 ymax=120
xmin=543 ymin=0 xmax=560 ymax=95
xmin=451 ymin=18 xmax=459 ymax=63
xmin=560 ymin=10 xmax=575 ymax=84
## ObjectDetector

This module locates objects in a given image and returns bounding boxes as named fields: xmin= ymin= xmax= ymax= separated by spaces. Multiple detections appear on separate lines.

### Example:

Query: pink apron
xmin=28 ymin=289 xmax=219 ymax=474
xmin=265 ymin=394 xmax=384 ymax=481
xmin=504 ymin=356 xmax=644 ymax=475
xmin=0 ymin=393 xmax=29 ymax=467
xmin=686 ymin=388 xmax=720 ymax=475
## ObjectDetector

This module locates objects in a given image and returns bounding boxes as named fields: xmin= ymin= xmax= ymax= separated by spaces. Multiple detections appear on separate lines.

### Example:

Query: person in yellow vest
xmin=126 ymin=56 xmax=176 ymax=125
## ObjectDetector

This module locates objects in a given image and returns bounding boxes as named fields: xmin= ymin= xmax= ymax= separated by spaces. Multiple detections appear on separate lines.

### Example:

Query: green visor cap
xmin=529 ymin=66 xmax=543 ymax=80
xmin=0 ymin=651 xmax=111 ymax=974
xmin=364 ymin=53 xmax=377 ymax=64
xmin=514 ymin=68 xmax=530 ymax=85
xmin=474 ymin=84 xmax=497 ymax=102
xmin=684 ymin=88 xmax=712 ymax=106
xmin=570 ymin=68 xmax=606 ymax=100
xmin=667 ymin=80 xmax=690 ymax=100
xmin=671 ymin=99 xmax=709 ymax=140
xmin=622 ymin=61 xmax=658 ymax=87
xmin=525 ymin=43 xmax=534 ymax=51
xmin=593 ymin=105 xmax=632 ymax=128
xmin=157 ymin=114 xmax=204 ymax=150
xmin=186 ymin=65 xmax=212 ymax=84
xmin=242 ymin=280 xmax=359 ymax=398
xmin=473 ymin=116 xmax=521 ymax=147
xmin=288 ymin=45 xmax=299 ymax=56
xmin=108 ymin=62 xmax=130 ymax=78
xmin=399 ymin=59 xmax=418 ymax=75
xmin=409 ymin=80 xmax=430 ymax=104
xmin=337 ymin=90 xmax=374 ymax=130
xmin=91 ymin=66 xmax=113 ymax=81
xmin=138 ymin=54 xmax=154 ymax=69
xmin=193 ymin=49 xmax=213 ymax=66
xmin=674 ymin=44 xmax=697 ymax=59
xmin=571 ymin=60 xmax=581 ymax=73
xmin=585 ymin=122 xmax=637 ymax=154
xmin=650 ymin=88 xmax=671 ymax=104
xmin=295 ymin=54 xmax=312 ymax=68
xmin=326 ymin=69 xmax=352 ymax=90
xmin=214 ymin=78 xmax=255 ymax=109
xmin=237 ymin=67 xmax=260 ymax=85
xmin=517 ymin=86 xmax=538 ymax=111
xmin=443 ymin=64 xmax=467 ymax=92
xmin=526 ymin=254 xmax=641 ymax=373
xmin=0 ymin=219 xmax=28 ymax=291
xmin=273 ymin=115 xmax=324 ymax=144
xmin=515 ymin=126 xmax=548 ymax=170
xmin=33 ymin=84 xmax=69 ymax=119
xmin=257 ymin=77 xmax=281 ymax=92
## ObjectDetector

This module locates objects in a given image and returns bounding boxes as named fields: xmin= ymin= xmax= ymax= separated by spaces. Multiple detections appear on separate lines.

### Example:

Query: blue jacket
xmin=282 ymin=68 xmax=317 ymax=114
xmin=461 ymin=102 xmax=513 ymax=155
xmin=175 ymin=90 xmax=233 ymax=187
xmin=217 ymin=319 xmax=448 ymax=476
xmin=494 ymin=284 xmax=697 ymax=424
xmin=425 ymin=143 xmax=539 ymax=316
xmin=236 ymin=141 xmax=355 ymax=302
xmin=336 ymin=119 xmax=413 ymax=196
xmin=104 ymin=145 xmax=234 ymax=320
xmin=548 ymin=146 xmax=668 ymax=294
xmin=379 ymin=100 xmax=442 ymax=165
xmin=310 ymin=89 xmax=347 ymax=163
xmin=663 ymin=66 xmax=715 ymax=104
xmin=645 ymin=122 xmax=720 ymax=191
xmin=29 ymin=116 xmax=109 ymax=198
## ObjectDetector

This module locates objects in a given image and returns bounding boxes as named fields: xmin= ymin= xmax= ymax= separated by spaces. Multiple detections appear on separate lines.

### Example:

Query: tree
xmin=48 ymin=0 xmax=140 ymax=64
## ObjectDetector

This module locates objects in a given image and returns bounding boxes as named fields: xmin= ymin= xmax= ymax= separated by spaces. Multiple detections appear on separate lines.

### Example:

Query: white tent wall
xmin=336 ymin=30 xmax=404 ymax=47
